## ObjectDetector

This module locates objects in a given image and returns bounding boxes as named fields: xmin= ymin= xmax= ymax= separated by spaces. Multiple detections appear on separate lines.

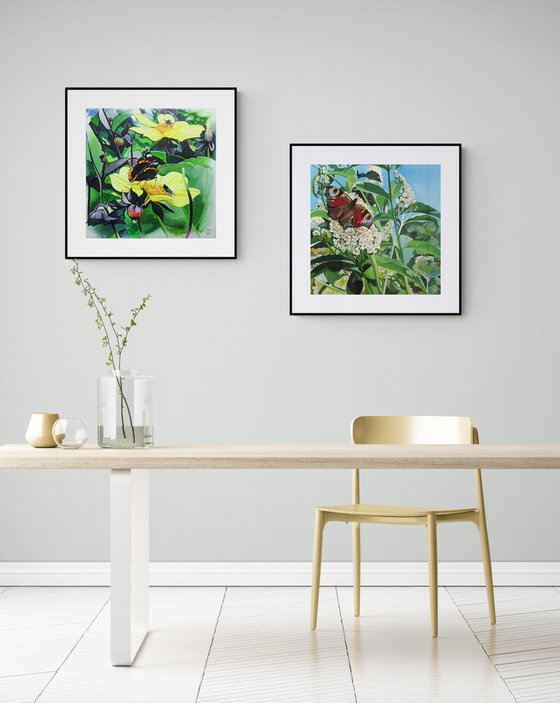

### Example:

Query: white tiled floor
xmin=448 ymin=587 xmax=560 ymax=703
xmin=1 ymin=586 xmax=559 ymax=702
xmin=339 ymin=587 xmax=513 ymax=703
xmin=197 ymin=587 xmax=354 ymax=703
xmin=37 ymin=588 xmax=224 ymax=703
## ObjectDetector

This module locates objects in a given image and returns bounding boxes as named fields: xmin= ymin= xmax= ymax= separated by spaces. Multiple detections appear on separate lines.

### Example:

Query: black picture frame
xmin=66 ymin=87 xmax=237 ymax=260
xmin=290 ymin=143 xmax=461 ymax=315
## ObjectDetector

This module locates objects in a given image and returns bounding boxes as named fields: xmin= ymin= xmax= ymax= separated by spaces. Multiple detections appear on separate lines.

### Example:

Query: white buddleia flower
xmin=357 ymin=228 xmax=382 ymax=254
xmin=413 ymin=255 xmax=439 ymax=280
xmin=379 ymin=221 xmax=393 ymax=241
xmin=314 ymin=164 xmax=332 ymax=192
xmin=395 ymin=171 xmax=416 ymax=209
xmin=330 ymin=219 xmax=382 ymax=256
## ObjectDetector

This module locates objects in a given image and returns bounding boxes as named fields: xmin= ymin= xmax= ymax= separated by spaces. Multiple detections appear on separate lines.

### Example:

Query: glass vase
xmin=97 ymin=370 xmax=153 ymax=449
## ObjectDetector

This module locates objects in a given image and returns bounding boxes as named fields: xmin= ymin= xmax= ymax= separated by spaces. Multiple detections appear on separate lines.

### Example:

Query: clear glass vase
xmin=97 ymin=370 xmax=153 ymax=448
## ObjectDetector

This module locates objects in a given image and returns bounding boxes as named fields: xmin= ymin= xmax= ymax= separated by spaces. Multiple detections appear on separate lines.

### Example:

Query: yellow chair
xmin=310 ymin=416 xmax=496 ymax=637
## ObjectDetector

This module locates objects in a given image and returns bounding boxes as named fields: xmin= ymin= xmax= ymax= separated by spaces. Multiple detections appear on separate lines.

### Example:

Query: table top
xmin=1 ymin=443 xmax=560 ymax=469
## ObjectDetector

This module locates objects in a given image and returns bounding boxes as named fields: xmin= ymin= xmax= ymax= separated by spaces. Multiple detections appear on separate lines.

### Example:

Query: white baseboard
xmin=1 ymin=562 xmax=559 ymax=587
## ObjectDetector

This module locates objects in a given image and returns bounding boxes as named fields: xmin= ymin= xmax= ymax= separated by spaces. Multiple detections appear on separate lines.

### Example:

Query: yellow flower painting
xmin=130 ymin=113 xmax=204 ymax=143
xmin=85 ymin=108 xmax=216 ymax=239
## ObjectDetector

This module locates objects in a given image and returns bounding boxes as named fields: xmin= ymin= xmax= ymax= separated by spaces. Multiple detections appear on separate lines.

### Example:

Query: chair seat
xmin=317 ymin=503 xmax=476 ymax=518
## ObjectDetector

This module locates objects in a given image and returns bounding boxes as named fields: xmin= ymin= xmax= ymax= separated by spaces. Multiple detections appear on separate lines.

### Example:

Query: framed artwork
xmin=290 ymin=144 xmax=461 ymax=315
xmin=66 ymin=87 xmax=236 ymax=259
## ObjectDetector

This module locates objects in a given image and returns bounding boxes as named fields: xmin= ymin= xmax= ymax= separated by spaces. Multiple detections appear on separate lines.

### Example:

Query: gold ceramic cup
xmin=25 ymin=413 xmax=60 ymax=448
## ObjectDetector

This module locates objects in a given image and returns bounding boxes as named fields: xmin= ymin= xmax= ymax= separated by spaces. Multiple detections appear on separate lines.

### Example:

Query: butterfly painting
xmin=66 ymin=87 xmax=237 ymax=259
xmin=310 ymin=162 xmax=442 ymax=298
xmin=291 ymin=145 xmax=460 ymax=314
xmin=83 ymin=108 xmax=216 ymax=242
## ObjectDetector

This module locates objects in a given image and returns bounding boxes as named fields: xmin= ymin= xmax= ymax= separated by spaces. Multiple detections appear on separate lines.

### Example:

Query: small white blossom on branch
xmin=330 ymin=219 xmax=382 ymax=256
xmin=395 ymin=170 xmax=416 ymax=209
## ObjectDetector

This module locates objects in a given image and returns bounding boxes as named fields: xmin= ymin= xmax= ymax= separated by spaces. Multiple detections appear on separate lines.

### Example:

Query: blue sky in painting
xmin=310 ymin=164 xmax=441 ymax=212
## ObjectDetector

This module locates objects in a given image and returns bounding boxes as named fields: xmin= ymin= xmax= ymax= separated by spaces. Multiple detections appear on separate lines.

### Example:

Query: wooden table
xmin=2 ymin=442 xmax=560 ymax=666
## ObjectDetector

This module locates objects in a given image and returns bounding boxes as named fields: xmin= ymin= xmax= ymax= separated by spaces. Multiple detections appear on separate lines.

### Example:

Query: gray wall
xmin=1 ymin=0 xmax=559 ymax=563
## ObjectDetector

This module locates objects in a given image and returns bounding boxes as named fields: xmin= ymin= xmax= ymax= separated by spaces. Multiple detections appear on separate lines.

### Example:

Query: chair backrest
xmin=350 ymin=416 xmax=482 ymax=508
xmin=351 ymin=416 xmax=475 ymax=445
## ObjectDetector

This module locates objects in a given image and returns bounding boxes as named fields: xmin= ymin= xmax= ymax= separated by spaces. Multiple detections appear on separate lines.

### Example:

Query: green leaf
xmin=86 ymin=126 xmax=104 ymax=175
xmin=152 ymin=150 xmax=167 ymax=163
xmin=401 ymin=218 xmax=439 ymax=240
xmin=151 ymin=202 xmax=164 ymax=219
xmin=311 ymin=259 xmax=361 ymax=277
xmin=362 ymin=277 xmax=379 ymax=295
xmin=375 ymin=255 xmax=410 ymax=275
xmin=399 ymin=235 xmax=415 ymax=265
xmin=86 ymin=222 xmax=114 ymax=238
xmin=151 ymin=207 xmax=187 ymax=236
xmin=311 ymin=231 xmax=327 ymax=245
xmin=374 ymin=255 xmax=422 ymax=288
xmin=311 ymin=254 xmax=356 ymax=267
xmin=404 ymin=240 xmax=441 ymax=257
xmin=98 ymin=108 xmax=111 ymax=131
xmin=131 ymin=210 xmax=159 ymax=237
xmin=159 ymin=157 xmax=215 ymax=174
xmin=103 ymin=157 xmax=130 ymax=176
xmin=345 ymin=175 xmax=357 ymax=191
xmin=346 ymin=272 xmax=364 ymax=295
xmin=325 ymin=165 xmax=356 ymax=179
xmin=405 ymin=202 xmax=441 ymax=215
xmin=322 ymin=268 xmax=346 ymax=285
xmin=374 ymin=212 xmax=393 ymax=224
xmin=112 ymin=111 xmax=134 ymax=132
xmin=356 ymin=182 xmax=390 ymax=200
xmin=364 ymin=169 xmax=382 ymax=183
xmin=402 ymin=214 xmax=440 ymax=226
xmin=159 ymin=157 xmax=216 ymax=236
xmin=389 ymin=179 xmax=402 ymax=200
xmin=311 ymin=209 xmax=329 ymax=219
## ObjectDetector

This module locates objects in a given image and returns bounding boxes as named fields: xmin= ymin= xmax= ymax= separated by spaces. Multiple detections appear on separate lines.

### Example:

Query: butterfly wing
xmin=129 ymin=152 xmax=161 ymax=182
xmin=352 ymin=206 xmax=373 ymax=228
xmin=326 ymin=186 xmax=356 ymax=227
xmin=337 ymin=203 xmax=358 ymax=228
xmin=129 ymin=161 xmax=158 ymax=182
xmin=327 ymin=186 xmax=374 ymax=228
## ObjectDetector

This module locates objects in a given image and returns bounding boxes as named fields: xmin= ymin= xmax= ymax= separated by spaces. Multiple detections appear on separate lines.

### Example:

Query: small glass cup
xmin=52 ymin=418 xmax=88 ymax=450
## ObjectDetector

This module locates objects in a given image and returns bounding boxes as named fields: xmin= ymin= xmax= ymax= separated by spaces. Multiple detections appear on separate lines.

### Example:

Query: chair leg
xmin=477 ymin=514 xmax=496 ymax=624
xmin=427 ymin=513 xmax=438 ymax=638
xmin=352 ymin=523 xmax=361 ymax=617
xmin=311 ymin=510 xmax=325 ymax=630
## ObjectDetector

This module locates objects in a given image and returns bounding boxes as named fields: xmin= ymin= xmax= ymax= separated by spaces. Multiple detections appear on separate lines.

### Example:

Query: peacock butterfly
xmin=326 ymin=185 xmax=373 ymax=229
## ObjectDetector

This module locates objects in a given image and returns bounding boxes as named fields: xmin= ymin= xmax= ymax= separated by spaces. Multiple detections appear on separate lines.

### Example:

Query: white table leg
xmin=110 ymin=469 xmax=149 ymax=666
